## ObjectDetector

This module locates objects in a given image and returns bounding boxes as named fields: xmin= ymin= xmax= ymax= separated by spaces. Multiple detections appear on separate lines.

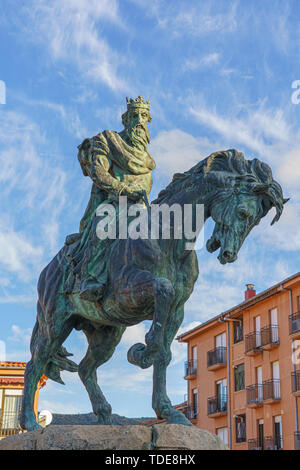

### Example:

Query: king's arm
xmin=78 ymin=136 xmax=144 ymax=202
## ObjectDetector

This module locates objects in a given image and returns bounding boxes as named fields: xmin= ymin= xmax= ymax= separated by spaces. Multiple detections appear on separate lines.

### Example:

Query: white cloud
xmin=0 ymin=110 xmax=69 ymax=292
xmin=189 ymin=105 xmax=288 ymax=158
xmin=170 ymin=321 xmax=201 ymax=366
xmin=150 ymin=129 xmax=218 ymax=176
xmin=189 ymin=100 xmax=300 ymax=252
xmin=0 ymin=228 xmax=43 ymax=281
xmin=21 ymin=0 xmax=128 ymax=92
xmin=135 ymin=1 xmax=238 ymax=37
xmin=38 ymin=399 xmax=84 ymax=415
xmin=17 ymin=96 xmax=89 ymax=140
xmin=100 ymin=367 xmax=152 ymax=393
xmin=183 ymin=53 xmax=221 ymax=71
xmin=121 ymin=323 xmax=147 ymax=347
xmin=8 ymin=325 xmax=32 ymax=345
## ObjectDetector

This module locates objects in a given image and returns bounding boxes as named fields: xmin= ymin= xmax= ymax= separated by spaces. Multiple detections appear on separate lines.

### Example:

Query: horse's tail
xmin=32 ymin=303 xmax=78 ymax=386
xmin=44 ymin=346 xmax=79 ymax=385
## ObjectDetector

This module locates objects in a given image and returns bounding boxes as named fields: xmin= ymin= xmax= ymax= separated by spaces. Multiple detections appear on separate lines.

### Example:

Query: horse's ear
xmin=283 ymin=198 xmax=290 ymax=204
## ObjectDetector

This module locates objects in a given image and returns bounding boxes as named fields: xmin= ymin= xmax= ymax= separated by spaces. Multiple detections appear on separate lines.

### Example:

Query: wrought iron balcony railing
xmin=291 ymin=371 xmax=300 ymax=394
xmin=294 ymin=432 xmax=300 ymax=450
xmin=260 ymin=325 xmax=279 ymax=346
xmin=245 ymin=331 xmax=262 ymax=353
xmin=183 ymin=405 xmax=198 ymax=420
xmin=248 ymin=436 xmax=282 ymax=450
xmin=289 ymin=311 xmax=300 ymax=335
xmin=264 ymin=436 xmax=282 ymax=450
xmin=207 ymin=346 xmax=227 ymax=369
xmin=263 ymin=379 xmax=281 ymax=401
xmin=246 ymin=383 xmax=263 ymax=406
xmin=248 ymin=438 xmax=263 ymax=450
xmin=245 ymin=325 xmax=279 ymax=354
xmin=184 ymin=360 xmax=197 ymax=378
xmin=207 ymin=393 xmax=227 ymax=415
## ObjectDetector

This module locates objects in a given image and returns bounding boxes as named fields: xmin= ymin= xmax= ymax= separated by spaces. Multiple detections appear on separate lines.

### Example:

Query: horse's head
xmin=205 ymin=150 xmax=288 ymax=264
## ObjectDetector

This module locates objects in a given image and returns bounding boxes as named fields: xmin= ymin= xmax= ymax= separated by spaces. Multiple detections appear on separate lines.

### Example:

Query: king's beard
xmin=125 ymin=123 xmax=150 ymax=151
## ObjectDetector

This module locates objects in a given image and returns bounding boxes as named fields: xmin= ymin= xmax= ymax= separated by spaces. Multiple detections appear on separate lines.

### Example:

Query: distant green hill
xmin=51 ymin=412 xmax=154 ymax=426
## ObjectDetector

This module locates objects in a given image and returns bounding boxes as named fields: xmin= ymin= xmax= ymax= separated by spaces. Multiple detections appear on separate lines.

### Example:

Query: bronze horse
xmin=20 ymin=149 xmax=287 ymax=430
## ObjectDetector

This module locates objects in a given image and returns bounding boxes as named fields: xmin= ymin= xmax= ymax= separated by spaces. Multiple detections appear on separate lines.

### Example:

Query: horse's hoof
xmin=127 ymin=343 xmax=153 ymax=369
xmin=25 ymin=422 xmax=43 ymax=432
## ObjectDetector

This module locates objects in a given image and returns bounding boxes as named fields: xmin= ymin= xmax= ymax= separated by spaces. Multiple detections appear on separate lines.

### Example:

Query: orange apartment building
xmin=177 ymin=272 xmax=300 ymax=450
xmin=0 ymin=361 xmax=47 ymax=438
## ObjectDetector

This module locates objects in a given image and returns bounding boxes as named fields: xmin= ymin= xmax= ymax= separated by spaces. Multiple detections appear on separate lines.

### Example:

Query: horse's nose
xmin=222 ymin=250 xmax=233 ymax=260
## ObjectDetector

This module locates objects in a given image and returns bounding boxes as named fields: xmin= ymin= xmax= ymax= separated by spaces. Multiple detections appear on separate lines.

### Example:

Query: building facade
xmin=177 ymin=272 xmax=300 ymax=450
xmin=0 ymin=361 xmax=47 ymax=438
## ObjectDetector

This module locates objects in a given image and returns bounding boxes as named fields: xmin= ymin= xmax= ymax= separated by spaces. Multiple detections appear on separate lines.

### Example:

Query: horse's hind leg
xmin=127 ymin=276 xmax=175 ymax=369
xmin=78 ymin=324 xmax=125 ymax=424
xmin=20 ymin=337 xmax=54 ymax=431
xmin=20 ymin=304 xmax=73 ymax=431
xmin=152 ymin=306 xmax=192 ymax=425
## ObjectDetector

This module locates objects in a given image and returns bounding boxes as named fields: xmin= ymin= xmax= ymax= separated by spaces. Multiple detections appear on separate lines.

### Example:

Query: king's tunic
xmin=65 ymin=130 xmax=155 ymax=295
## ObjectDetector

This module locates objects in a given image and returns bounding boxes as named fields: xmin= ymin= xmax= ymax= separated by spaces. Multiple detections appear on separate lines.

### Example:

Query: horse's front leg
xmin=127 ymin=276 xmax=175 ymax=369
xmin=145 ymin=277 xmax=175 ymax=349
xmin=152 ymin=307 xmax=192 ymax=426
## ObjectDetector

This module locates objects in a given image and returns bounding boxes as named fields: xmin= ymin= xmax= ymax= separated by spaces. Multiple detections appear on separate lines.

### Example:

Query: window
xmin=0 ymin=389 xmax=23 ymax=431
xmin=272 ymin=361 xmax=281 ymax=399
xmin=216 ymin=379 xmax=227 ymax=411
xmin=235 ymin=414 xmax=246 ymax=443
xmin=233 ymin=316 xmax=243 ymax=343
xmin=234 ymin=363 xmax=245 ymax=391
xmin=215 ymin=332 xmax=226 ymax=348
xmin=257 ymin=419 xmax=264 ymax=449
xmin=192 ymin=388 xmax=198 ymax=418
xmin=254 ymin=316 xmax=261 ymax=347
xmin=217 ymin=427 xmax=228 ymax=447
xmin=191 ymin=346 xmax=197 ymax=373
xmin=274 ymin=416 xmax=283 ymax=449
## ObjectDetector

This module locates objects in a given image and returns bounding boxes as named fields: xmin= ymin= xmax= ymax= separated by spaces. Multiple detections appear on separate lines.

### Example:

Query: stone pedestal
xmin=0 ymin=424 xmax=227 ymax=450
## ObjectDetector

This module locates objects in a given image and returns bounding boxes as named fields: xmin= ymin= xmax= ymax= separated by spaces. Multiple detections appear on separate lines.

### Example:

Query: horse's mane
xmin=152 ymin=149 xmax=285 ymax=224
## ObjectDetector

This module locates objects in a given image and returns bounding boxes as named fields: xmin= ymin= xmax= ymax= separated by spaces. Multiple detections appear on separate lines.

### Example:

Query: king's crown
xmin=126 ymin=96 xmax=150 ymax=111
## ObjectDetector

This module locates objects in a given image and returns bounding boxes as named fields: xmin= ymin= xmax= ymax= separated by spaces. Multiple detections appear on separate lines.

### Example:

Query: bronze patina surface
xmin=20 ymin=97 xmax=287 ymax=431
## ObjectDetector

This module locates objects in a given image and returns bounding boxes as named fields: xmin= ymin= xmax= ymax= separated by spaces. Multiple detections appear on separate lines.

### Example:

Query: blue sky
xmin=0 ymin=0 xmax=299 ymax=418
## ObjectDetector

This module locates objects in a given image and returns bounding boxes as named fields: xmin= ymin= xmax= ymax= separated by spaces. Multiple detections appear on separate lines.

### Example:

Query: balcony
xmin=260 ymin=325 xmax=279 ymax=350
xmin=245 ymin=331 xmax=262 ymax=355
xmin=289 ymin=312 xmax=300 ymax=339
xmin=248 ymin=436 xmax=282 ymax=450
xmin=291 ymin=371 xmax=300 ymax=396
xmin=263 ymin=379 xmax=281 ymax=403
xmin=248 ymin=438 xmax=263 ymax=450
xmin=207 ymin=346 xmax=227 ymax=371
xmin=207 ymin=394 xmax=227 ymax=418
xmin=183 ymin=405 xmax=198 ymax=420
xmin=245 ymin=325 xmax=279 ymax=355
xmin=184 ymin=360 xmax=197 ymax=379
xmin=246 ymin=384 xmax=263 ymax=408
xmin=264 ymin=436 xmax=282 ymax=450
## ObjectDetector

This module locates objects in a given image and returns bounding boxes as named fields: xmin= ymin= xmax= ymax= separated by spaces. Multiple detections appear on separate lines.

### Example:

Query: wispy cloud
xmin=0 ymin=110 xmax=69 ymax=297
xmin=133 ymin=0 xmax=238 ymax=37
xmin=8 ymin=325 xmax=32 ymax=345
xmin=17 ymin=95 xmax=88 ymax=139
xmin=20 ymin=0 xmax=128 ymax=92
xmin=183 ymin=53 xmax=221 ymax=71
xmin=150 ymin=129 xmax=219 ymax=176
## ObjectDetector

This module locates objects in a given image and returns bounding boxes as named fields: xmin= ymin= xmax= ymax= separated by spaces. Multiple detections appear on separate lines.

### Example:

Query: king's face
xmin=127 ymin=107 xmax=149 ymax=132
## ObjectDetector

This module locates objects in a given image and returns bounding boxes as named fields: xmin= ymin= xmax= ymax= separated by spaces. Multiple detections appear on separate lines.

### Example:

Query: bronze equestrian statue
xmin=20 ymin=97 xmax=288 ymax=431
